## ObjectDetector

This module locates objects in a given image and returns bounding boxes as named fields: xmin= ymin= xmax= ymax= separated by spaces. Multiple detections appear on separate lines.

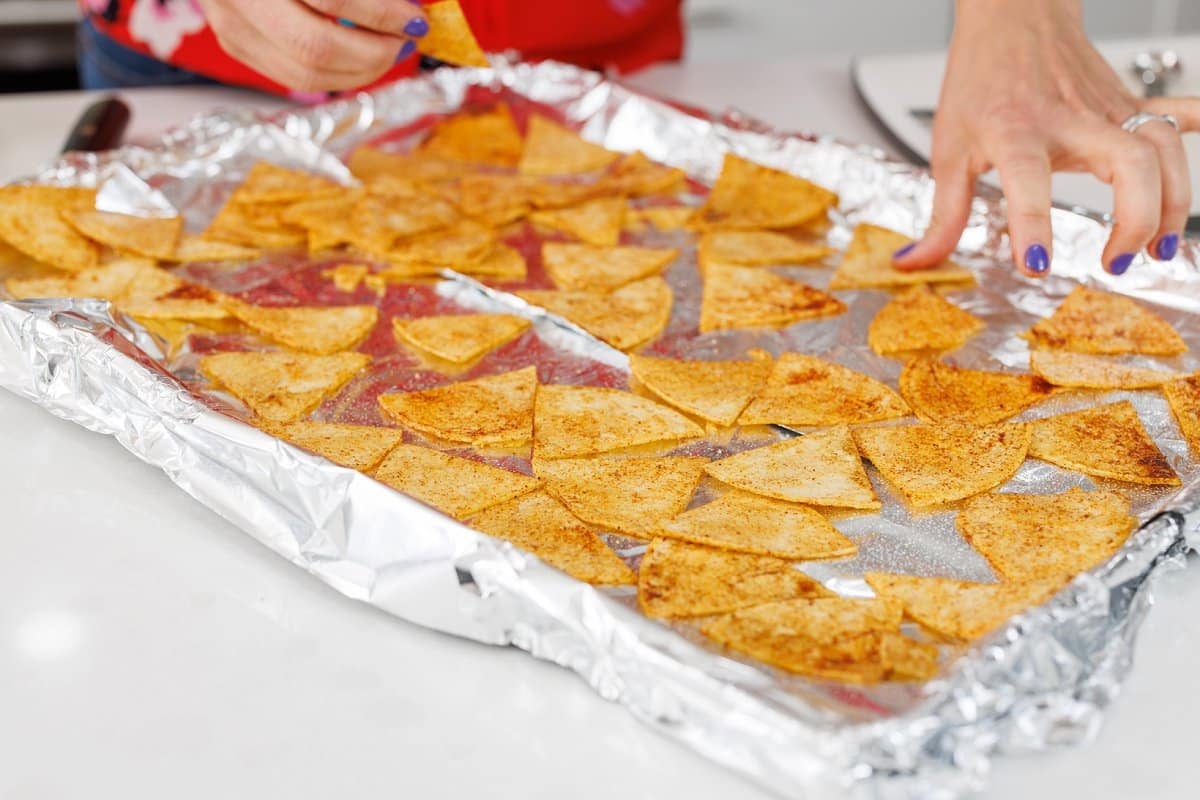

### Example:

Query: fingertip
xmin=1018 ymin=242 xmax=1051 ymax=278
xmin=1153 ymin=232 xmax=1180 ymax=261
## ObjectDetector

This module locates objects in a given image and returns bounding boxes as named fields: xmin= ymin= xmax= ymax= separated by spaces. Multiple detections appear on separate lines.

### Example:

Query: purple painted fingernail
xmin=1108 ymin=252 xmax=1134 ymax=276
xmin=892 ymin=243 xmax=916 ymax=260
xmin=1024 ymin=243 xmax=1050 ymax=274
xmin=397 ymin=39 xmax=417 ymax=61
xmin=1156 ymin=232 xmax=1179 ymax=260
xmin=404 ymin=17 xmax=429 ymax=37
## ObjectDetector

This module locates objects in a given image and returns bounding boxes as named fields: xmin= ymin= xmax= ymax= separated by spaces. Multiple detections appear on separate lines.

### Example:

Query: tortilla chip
xmin=460 ymin=244 xmax=528 ymax=281
xmin=199 ymin=351 xmax=369 ymax=423
xmin=829 ymin=223 xmax=975 ymax=290
xmin=203 ymin=200 xmax=307 ymax=250
xmin=1028 ymin=400 xmax=1180 ymax=486
xmin=865 ymin=572 xmax=1067 ymax=641
xmin=625 ymin=206 xmax=695 ymax=231
xmin=1024 ymin=286 xmax=1186 ymax=355
xmin=226 ymin=301 xmax=377 ymax=354
xmin=604 ymin=151 xmax=686 ymax=197
xmin=661 ymin=491 xmax=857 ymax=560
xmin=114 ymin=262 xmax=231 ymax=321
xmin=322 ymin=264 xmax=370 ymax=293
xmin=234 ymin=162 xmax=343 ymax=204
xmin=420 ymin=0 xmax=489 ymax=67
xmin=1029 ymin=350 xmax=1177 ymax=389
xmin=348 ymin=147 xmax=474 ymax=184
xmin=1164 ymin=375 xmax=1200 ymax=454
xmin=349 ymin=193 xmax=460 ymax=256
xmin=393 ymin=313 xmax=530 ymax=364
xmin=530 ymin=196 xmax=627 ymax=247
xmin=698 ymin=153 xmax=837 ymax=231
xmin=62 ymin=209 xmax=183 ymax=260
xmin=5 ymin=257 xmax=144 ymax=301
xmin=456 ymin=173 xmax=533 ymax=226
xmin=375 ymin=444 xmax=540 ymax=519
xmin=533 ymin=455 xmax=706 ymax=537
xmin=378 ymin=366 xmax=536 ymax=447
xmin=387 ymin=220 xmax=495 ymax=267
xmin=699 ymin=263 xmax=846 ymax=333
xmin=958 ymin=488 xmax=1137 ymax=581
xmin=170 ymin=234 xmax=258 ymax=263
xmin=262 ymin=421 xmax=403 ymax=471
xmin=739 ymin=353 xmax=910 ymax=427
xmin=280 ymin=189 xmax=363 ymax=252
xmin=519 ymin=114 xmax=620 ymax=176
xmin=421 ymin=104 xmax=522 ymax=166
xmin=853 ymin=422 xmax=1030 ymax=508
xmin=532 ymin=384 xmax=703 ymax=460
xmin=867 ymin=284 xmax=985 ymax=355
xmin=541 ymin=242 xmax=677 ymax=291
xmin=0 ymin=185 xmax=100 ymax=272
xmin=522 ymin=178 xmax=602 ymax=211
xmin=638 ymin=538 xmax=828 ymax=619
xmin=132 ymin=316 xmax=240 ymax=356
xmin=698 ymin=231 xmax=834 ymax=267
xmin=629 ymin=355 xmax=771 ymax=426
xmin=899 ymin=357 xmax=1056 ymax=426
xmin=518 ymin=276 xmax=672 ymax=351
xmin=469 ymin=491 xmax=634 ymax=585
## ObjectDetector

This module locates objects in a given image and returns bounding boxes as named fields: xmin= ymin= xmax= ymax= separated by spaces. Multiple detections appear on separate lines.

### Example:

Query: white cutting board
xmin=853 ymin=35 xmax=1200 ymax=216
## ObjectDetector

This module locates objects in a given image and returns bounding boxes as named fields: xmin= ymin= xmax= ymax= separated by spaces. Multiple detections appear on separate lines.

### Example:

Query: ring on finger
xmin=1121 ymin=111 xmax=1180 ymax=134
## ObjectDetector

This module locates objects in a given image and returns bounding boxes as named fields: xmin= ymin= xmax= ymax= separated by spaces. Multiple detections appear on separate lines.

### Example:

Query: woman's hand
xmin=195 ymin=0 xmax=428 ymax=93
xmin=895 ymin=0 xmax=1200 ymax=277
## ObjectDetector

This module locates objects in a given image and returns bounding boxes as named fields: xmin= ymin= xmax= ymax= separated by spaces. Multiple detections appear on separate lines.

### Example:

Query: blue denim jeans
xmin=77 ymin=16 xmax=217 ymax=90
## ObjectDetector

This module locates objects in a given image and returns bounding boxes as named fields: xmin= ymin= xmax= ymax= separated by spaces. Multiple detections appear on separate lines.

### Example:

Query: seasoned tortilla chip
xmin=225 ymin=301 xmax=377 ymax=354
xmin=958 ymin=488 xmax=1137 ymax=581
xmin=829 ymin=223 xmax=974 ymax=290
xmin=519 ymin=114 xmax=620 ymax=176
xmin=604 ymin=151 xmax=686 ymax=197
xmin=661 ymin=491 xmax=857 ymax=560
xmin=532 ymin=384 xmax=703 ymax=460
xmin=459 ymin=244 xmax=527 ymax=280
xmin=348 ymin=147 xmax=474 ymax=184
xmin=5 ymin=257 xmax=144 ymax=301
xmin=625 ymin=206 xmax=695 ymax=231
xmin=455 ymin=173 xmax=533 ymax=226
xmin=522 ymin=178 xmax=601 ymax=211
xmin=387 ymin=220 xmax=495 ymax=267
xmin=704 ymin=427 xmax=881 ymax=510
xmin=698 ymin=153 xmax=837 ymax=231
xmin=262 ymin=421 xmax=402 ymax=471
xmin=0 ymin=185 xmax=99 ymax=272
xmin=1024 ymin=286 xmax=1186 ymax=355
xmin=199 ymin=351 xmax=369 ymax=423
xmin=530 ymin=196 xmax=626 ymax=247
xmin=541 ymin=242 xmax=677 ymax=292
xmin=1028 ymin=400 xmax=1180 ymax=486
xmin=1029 ymin=349 xmax=1177 ymax=389
xmin=1164 ymin=375 xmax=1200 ymax=454
xmin=420 ymin=0 xmax=489 ymax=68
xmin=699 ymin=263 xmax=845 ymax=333
xmin=867 ymin=284 xmax=985 ymax=355
xmin=420 ymin=104 xmax=522 ymax=166
xmin=62 ymin=209 xmax=183 ymax=260
xmin=117 ymin=262 xmax=230 ymax=320
xmin=739 ymin=353 xmax=910 ymax=427
xmin=349 ymin=193 xmax=460 ymax=256
xmin=203 ymin=199 xmax=307 ymax=250
xmin=132 ymin=316 xmax=240 ymax=356
xmin=393 ymin=313 xmax=530 ymax=364
xmin=518 ymin=276 xmax=672 ymax=351
xmin=629 ymin=355 xmax=771 ymax=426
xmin=853 ymin=422 xmax=1030 ymax=508
xmin=533 ymin=455 xmax=706 ymax=537
xmin=170 ymin=234 xmax=258 ymax=263
xmin=374 ymin=444 xmax=540 ymax=519
xmin=378 ymin=366 xmax=536 ymax=446
xmin=323 ymin=264 xmax=370 ymax=293
xmin=235 ymin=162 xmax=343 ymax=204
xmin=469 ymin=491 xmax=634 ymax=585
xmin=865 ymin=572 xmax=1067 ymax=641
xmin=899 ymin=357 xmax=1056 ymax=426
xmin=638 ymin=538 xmax=828 ymax=619
xmin=697 ymin=231 xmax=834 ymax=267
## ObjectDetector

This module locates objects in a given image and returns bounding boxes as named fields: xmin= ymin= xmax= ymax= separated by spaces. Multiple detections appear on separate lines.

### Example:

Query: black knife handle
xmin=61 ymin=97 xmax=131 ymax=154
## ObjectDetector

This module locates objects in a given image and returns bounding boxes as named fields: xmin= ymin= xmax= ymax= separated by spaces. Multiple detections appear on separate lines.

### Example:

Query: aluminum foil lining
xmin=5 ymin=60 xmax=1200 ymax=799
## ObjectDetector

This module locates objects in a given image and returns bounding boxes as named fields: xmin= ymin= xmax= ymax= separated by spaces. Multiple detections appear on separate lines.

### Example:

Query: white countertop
xmin=2 ymin=58 xmax=1199 ymax=800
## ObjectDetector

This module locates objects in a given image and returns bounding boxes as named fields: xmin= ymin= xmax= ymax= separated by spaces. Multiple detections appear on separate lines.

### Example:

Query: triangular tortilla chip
xmin=661 ymin=491 xmax=857 ymax=560
xmin=704 ymin=427 xmax=881 ymax=509
xmin=518 ymin=114 xmax=620 ymax=176
xmin=226 ymin=301 xmax=378 ymax=354
xmin=739 ymin=353 xmax=910 ymax=427
xmin=62 ymin=209 xmax=183 ymax=260
xmin=829 ymin=223 xmax=975 ymax=290
xmin=132 ymin=316 xmax=240 ymax=356
xmin=698 ymin=231 xmax=834 ymax=267
xmin=957 ymin=488 xmax=1137 ymax=581
xmin=378 ymin=366 xmax=537 ymax=446
xmin=469 ymin=491 xmax=634 ymax=585
xmin=420 ymin=104 xmax=522 ymax=166
xmin=638 ymin=538 xmax=828 ymax=619
xmin=1024 ymin=286 xmax=1186 ymax=355
xmin=530 ymin=196 xmax=627 ymax=247
xmin=387 ymin=220 xmax=495 ymax=267
xmin=5 ymin=257 xmax=144 ymax=301
xmin=1029 ymin=350 xmax=1177 ymax=389
xmin=625 ymin=206 xmax=695 ymax=232
xmin=867 ymin=284 xmax=985 ymax=355
xmin=170 ymin=234 xmax=258 ymax=263
xmin=699 ymin=264 xmax=846 ymax=333
xmin=604 ymin=151 xmax=686 ymax=198
xmin=420 ymin=0 xmax=489 ymax=68
xmin=1164 ymin=375 xmax=1200 ymax=454
xmin=235 ymin=162 xmax=343 ymax=204
xmin=0 ymin=185 xmax=99 ymax=272
xmin=349 ymin=193 xmax=461 ymax=256
xmin=203 ymin=199 xmax=307 ymax=250
xmin=1028 ymin=400 xmax=1180 ymax=485
xmin=459 ymin=244 xmax=528 ymax=280
xmin=541 ymin=242 xmax=677 ymax=292
xmin=698 ymin=153 xmax=836 ymax=231
xmin=533 ymin=384 xmax=703 ymax=460
xmin=118 ymin=263 xmax=230 ymax=320
xmin=865 ymin=572 xmax=1067 ymax=641
xmin=323 ymin=264 xmax=370 ymax=293
xmin=853 ymin=422 xmax=1030 ymax=508
xmin=375 ymin=444 xmax=540 ymax=519
xmin=393 ymin=313 xmax=530 ymax=364
xmin=533 ymin=455 xmax=706 ymax=537
xmin=262 ymin=421 xmax=402 ymax=471
xmin=518 ymin=276 xmax=672 ymax=351
xmin=629 ymin=355 xmax=771 ymax=426
xmin=348 ymin=147 xmax=474 ymax=184
xmin=899 ymin=357 xmax=1056 ymax=425
xmin=199 ymin=351 xmax=369 ymax=423
xmin=455 ymin=173 xmax=533 ymax=226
